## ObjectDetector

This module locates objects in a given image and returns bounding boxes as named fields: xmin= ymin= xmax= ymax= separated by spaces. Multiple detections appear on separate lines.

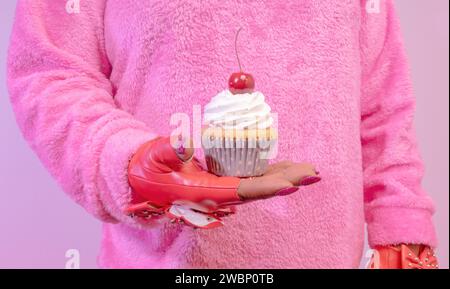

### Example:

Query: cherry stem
xmin=235 ymin=27 xmax=243 ymax=72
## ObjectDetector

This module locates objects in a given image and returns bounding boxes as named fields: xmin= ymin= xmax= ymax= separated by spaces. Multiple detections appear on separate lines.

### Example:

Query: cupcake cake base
xmin=202 ymin=127 xmax=277 ymax=177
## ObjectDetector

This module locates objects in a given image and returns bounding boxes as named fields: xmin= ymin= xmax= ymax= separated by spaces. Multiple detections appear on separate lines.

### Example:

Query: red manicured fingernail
xmin=300 ymin=176 xmax=321 ymax=186
xmin=176 ymin=145 xmax=186 ymax=155
xmin=275 ymin=187 xmax=299 ymax=196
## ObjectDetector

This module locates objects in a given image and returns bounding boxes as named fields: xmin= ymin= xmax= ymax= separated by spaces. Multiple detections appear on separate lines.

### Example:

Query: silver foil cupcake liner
xmin=202 ymin=136 xmax=277 ymax=177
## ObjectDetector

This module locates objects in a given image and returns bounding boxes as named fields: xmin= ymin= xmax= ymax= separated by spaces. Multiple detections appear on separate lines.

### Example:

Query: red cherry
xmin=228 ymin=28 xmax=255 ymax=94
xmin=229 ymin=72 xmax=255 ymax=94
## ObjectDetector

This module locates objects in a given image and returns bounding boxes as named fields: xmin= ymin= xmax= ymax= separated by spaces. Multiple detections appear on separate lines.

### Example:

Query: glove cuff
xmin=367 ymin=244 xmax=439 ymax=269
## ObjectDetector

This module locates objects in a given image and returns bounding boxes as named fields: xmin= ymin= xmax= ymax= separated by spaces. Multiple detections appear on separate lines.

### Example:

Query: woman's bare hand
xmin=237 ymin=161 xmax=321 ymax=201
xmin=173 ymin=138 xmax=321 ymax=203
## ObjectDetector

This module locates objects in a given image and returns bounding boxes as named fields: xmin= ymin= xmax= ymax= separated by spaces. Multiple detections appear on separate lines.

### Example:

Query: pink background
xmin=0 ymin=0 xmax=448 ymax=269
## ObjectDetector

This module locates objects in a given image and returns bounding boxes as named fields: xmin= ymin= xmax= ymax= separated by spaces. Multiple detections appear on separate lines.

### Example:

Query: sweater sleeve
xmin=7 ymin=0 xmax=157 ymax=227
xmin=359 ymin=0 xmax=437 ymax=247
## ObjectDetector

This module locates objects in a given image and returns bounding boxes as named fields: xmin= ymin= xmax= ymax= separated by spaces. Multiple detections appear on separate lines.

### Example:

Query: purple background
xmin=0 ymin=0 xmax=448 ymax=269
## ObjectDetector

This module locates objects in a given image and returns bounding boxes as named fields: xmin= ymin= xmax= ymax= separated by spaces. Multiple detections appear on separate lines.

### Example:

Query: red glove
xmin=127 ymin=136 xmax=242 ymax=228
xmin=126 ymin=136 xmax=321 ymax=229
xmin=367 ymin=244 xmax=439 ymax=269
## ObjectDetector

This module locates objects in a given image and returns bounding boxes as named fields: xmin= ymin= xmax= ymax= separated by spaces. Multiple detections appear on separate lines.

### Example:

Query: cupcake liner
xmin=202 ymin=135 xmax=277 ymax=177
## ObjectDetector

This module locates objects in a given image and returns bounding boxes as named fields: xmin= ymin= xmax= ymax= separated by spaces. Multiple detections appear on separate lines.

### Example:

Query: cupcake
xmin=202 ymin=90 xmax=277 ymax=177
xmin=201 ymin=28 xmax=277 ymax=177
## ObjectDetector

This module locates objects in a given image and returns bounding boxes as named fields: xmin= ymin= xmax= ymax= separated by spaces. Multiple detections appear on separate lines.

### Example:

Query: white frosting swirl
xmin=203 ymin=90 xmax=273 ymax=129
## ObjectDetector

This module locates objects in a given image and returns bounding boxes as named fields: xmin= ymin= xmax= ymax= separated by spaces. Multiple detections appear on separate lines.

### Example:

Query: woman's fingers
xmin=288 ymin=163 xmax=319 ymax=186
xmin=267 ymin=163 xmax=319 ymax=186
xmin=263 ymin=161 xmax=294 ymax=175
xmin=237 ymin=162 xmax=321 ymax=201
xmin=237 ymin=176 xmax=292 ymax=201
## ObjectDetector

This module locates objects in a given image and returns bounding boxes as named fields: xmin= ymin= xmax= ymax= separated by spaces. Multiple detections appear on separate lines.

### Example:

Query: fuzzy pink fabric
xmin=7 ymin=0 xmax=437 ymax=268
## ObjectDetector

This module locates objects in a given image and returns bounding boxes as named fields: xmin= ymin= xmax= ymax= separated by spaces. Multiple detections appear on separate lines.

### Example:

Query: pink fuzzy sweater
xmin=7 ymin=0 xmax=437 ymax=268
